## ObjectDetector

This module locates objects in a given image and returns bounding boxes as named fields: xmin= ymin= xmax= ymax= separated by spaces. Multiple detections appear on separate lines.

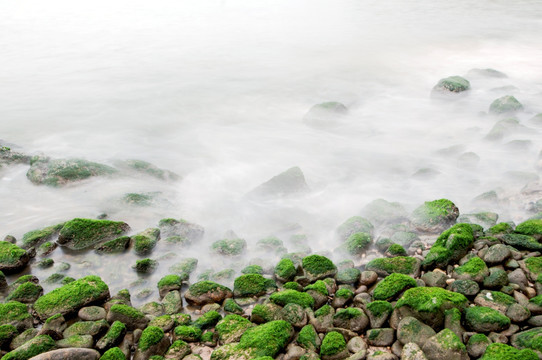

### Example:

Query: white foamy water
xmin=1 ymin=0 xmax=542 ymax=300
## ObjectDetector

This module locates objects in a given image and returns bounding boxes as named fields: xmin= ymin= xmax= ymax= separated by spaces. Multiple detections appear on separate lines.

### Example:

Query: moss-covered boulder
xmin=336 ymin=216 xmax=374 ymax=241
xmin=96 ymin=321 xmax=126 ymax=352
xmin=274 ymin=258 xmax=297 ymax=282
xmin=501 ymin=233 xmax=542 ymax=250
xmin=489 ymin=95 xmax=523 ymax=114
xmin=362 ymin=199 xmax=408 ymax=225
xmin=56 ymin=334 xmax=94 ymax=348
xmin=332 ymin=307 xmax=369 ymax=332
xmin=216 ymin=315 xmax=256 ymax=345
xmin=342 ymin=232 xmax=372 ymax=256
xmin=395 ymin=287 xmax=468 ymax=328
xmin=301 ymin=255 xmax=337 ymax=282
xmin=411 ymin=199 xmax=459 ymax=233
xmin=34 ymin=275 xmax=109 ymax=320
xmin=433 ymin=76 xmax=470 ymax=93
xmin=522 ymin=256 xmax=542 ymax=281
xmin=510 ymin=327 xmax=542 ymax=353
xmin=95 ymin=236 xmax=131 ymax=254
xmin=373 ymin=273 xmax=416 ymax=301
xmin=132 ymin=228 xmax=160 ymax=256
xmin=422 ymin=328 xmax=468 ymax=360
xmin=320 ymin=331 xmax=348 ymax=360
xmin=0 ymin=242 xmax=30 ymax=273
xmin=157 ymin=274 xmax=183 ymax=298
xmin=250 ymin=303 xmax=282 ymax=324
xmin=57 ymin=218 xmax=130 ymax=251
xmin=270 ymin=290 xmax=315 ymax=309
xmin=168 ymin=257 xmax=198 ymax=279
xmin=296 ymin=324 xmax=320 ymax=352
xmin=335 ymin=267 xmax=360 ymax=285
xmin=27 ymin=158 xmax=117 ymax=186
xmin=211 ymin=238 xmax=246 ymax=256
xmin=0 ymin=324 xmax=18 ymax=348
xmin=164 ymin=340 xmax=191 ymax=359
xmin=62 ymin=319 xmax=109 ymax=339
xmin=1 ymin=334 xmax=56 ymax=360
xmin=464 ymin=306 xmax=510 ymax=333
xmin=174 ymin=326 xmax=202 ymax=342
xmin=233 ymin=274 xmax=268 ymax=298
xmin=365 ymin=301 xmax=393 ymax=328
xmin=133 ymin=326 xmax=170 ymax=360
xmin=397 ymin=316 xmax=436 ymax=347
xmin=0 ymin=301 xmax=32 ymax=331
xmin=6 ymin=282 xmax=43 ymax=303
xmin=365 ymin=256 xmax=420 ymax=277
xmin=422 ymin=223 xmax=474 ymax=269
xmin=21 ymin=223 xmax=64 ymax=249
xmin=184 ymin=281 xmax=233 ymax=306
xmin=481 ymin=343 xmax=538 ymax=360
xmin=452 ymin=257 xmax=489 ymax=283
xmin=105 ymin=304 xmax=149 ymax=331
xmin=248 ymin=166 xmax=309 ymax=199
xmin=516 ymin=219 xmax=542 ymax=238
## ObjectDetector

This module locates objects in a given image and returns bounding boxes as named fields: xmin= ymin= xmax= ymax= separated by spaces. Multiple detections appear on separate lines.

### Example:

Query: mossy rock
xmin=422 ymin=328 xmax=467 ymax=360
xmin=138 ymin=326 xmax=166 ymax=351
xmin=336 ymin=216 xmax=374 ymax=241
xmin=464 ymin=306 xmax=510 ymax=332
xmin=100 ymin=347 xmax=127 ymax=360
xmin=95 ymin=236 xmax=131 ymax=254
xmin=37 ymin=241 xmax=57 ymax=257
xmin=0 ymin=301 xmax=33 ymax=331
xmin=365 ymin=301 xmax=393 ymax=328
xmin=133 ymin=258 xmax=158 ymax=274
xmin=233 ymin=320 xmax=293 ymax=358
xmin=296 ymin=324 xmax=319 ymax=352
xmin=158 ymin=218 xmax=204 ymax=243
xmin=57 ymin=334 xmax=94 ymax=348
xmin=301 ymin=255 xmax=337 ymax=282
xmin=184 ymin=281 xmax=233 ymax=306
xmin=332 ymin=307 xmax=369 ymax=332
xmin=335 ymin=267 xmax=360 ymax=285
xmin=121 ymin=192 xmax=154 ymax=206
xmin=168 ymin=257 xmax=198 ymax=278
xmin=422 ymin=223 xmax=474 ymax=269
xmin=303 ymin=102 xmax=348 ymax=128
xmin=270 ymin=290 xmax=314 ymax=309
xmin=216 ymin=314 xmax=255 ymax=345
xmin=373 ymin=273 xmax=416 ymax=301
xmin=362 ymin=199 xmax=408 ymax=225
xmin=488 ymin=222 xmax=514 ymax=235
xmin=132 ymin=228 xmax=160 ymax=256
xmin=481 ymin=342 xmax=538 ymax=360
xmin=250 ymin=166 xmax=309 ymax=198
xmin=117 ymin=159 xmax=179 ymax=181
xmin=489 ymin=95 xmax=524 ymax=114
xmin=193 ymin=311 xmax=222 ymax=330
xmin=365 ymin=256 xmax=420 ymax=277
xmin=233 ymin=274 xmax=268 ymax=298
xmin=63 ymin=319 xmax=109 ymax=339
xmin=27 ymin=158 xmax=117 ymax=186
xmin=174 ymin=325 xmax=202 ymax=342
xmin=343 ymin=232 xmax=372 ymax=256
xmin=501 ymin=234 xmax=542 ymax=250
xmin=251 ymin=303 xmax=282 ymax=324
xmin=274 ymin=258 xmax=297 ymax=282
xmin=1 ymin=334 xmax=56 ymax=360
xmin=241 ymin=265 xmax=263 ymax=275
xmin=57 ymin=218 xmax=130 ymax=251
xmin=96 ymin=321 xmax=126 ymax=352
xmin=410 ymin=199 xmax=459 ymax=233
xmin=164 ymin=340 xmax=191 ymax=360
xmin=453 ymin=257 xmax=489 ymax=283
xmin=320 ymin=331 xmax=347 ymax=359
xmin=256 ymin=237 xmax=285 ymax=254
xmin=6 ymin=282 xmax=43 ymax=303
xmin=433 ymin=76 xmax=470 ymax=93
xmin=395 ymin=287 xmax=468 ymax=328
xmin=516 ymin=219 xmax=542 ymax=237
xmin=211 ymin=238 xmax=247 ymax=256
xmin=157 ymin=274 xmax=183 ymax=298
xmin=34 ymin=275 xmax=110 ymax=320
xmin=511 ymin=327 xmax=542 ymax=353
xmin=0 ymin=242 xmax=30 ymax=273
xmin=523 ymin=256 xmax=542 ymax=281
xmin=21 ymin=223 xmax=64 ymax=249
xmin=450 ymin=279 xmax=480 ymax=296
xmin=386 ymin=243 xmax=407 ymax=256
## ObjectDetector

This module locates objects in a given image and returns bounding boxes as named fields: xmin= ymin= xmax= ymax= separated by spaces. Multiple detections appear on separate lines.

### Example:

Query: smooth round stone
xmin=78 ymin=306 xmax=106 ymax=321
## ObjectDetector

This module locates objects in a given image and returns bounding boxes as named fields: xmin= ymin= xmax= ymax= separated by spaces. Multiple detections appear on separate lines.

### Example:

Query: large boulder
xmin=248 ymin=166 xmax=309 ymax=199
xmin=432 ymin=76 xmax=470 ymax=94
xmin=27 ymin=158 xmax=116 ymax=186
xmin=57 ymin=218 xmax=130 ymax=251
xmin=184 ymin=281 xmax=233 ymax=306
xmin=410 ymin=199 xmax=459 ymax=233
xmin=489 ymin=95 xmax=523 ymax=114
xmin=0 ymin=242 xmax=31 ymax=273
xmin=422 ymin=223 xmax=474 ymax=269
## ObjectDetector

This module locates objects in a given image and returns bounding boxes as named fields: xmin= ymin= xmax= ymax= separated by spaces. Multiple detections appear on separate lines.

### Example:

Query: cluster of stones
xmin=3 ymin=197 xmax=542 ymax=359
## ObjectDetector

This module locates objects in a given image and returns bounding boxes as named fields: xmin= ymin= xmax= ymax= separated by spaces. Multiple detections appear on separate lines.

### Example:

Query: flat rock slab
xmin=29 ymin=348 xmax=100 ymax=360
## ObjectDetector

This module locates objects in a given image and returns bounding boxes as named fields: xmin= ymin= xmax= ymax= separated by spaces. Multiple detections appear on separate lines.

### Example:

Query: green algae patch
xmin=242 ymin=265 xmax=263 ymax=275
xmin=365 ymin=256 xmax=419 ymax=276
xmin=344 ymin=232 xmax=372 ymax=255
xmin=411 ymin=198 xmax=459 ymax=232
xmin=454 ymin=257 xmax=488 ymax=282
xmin=511 ymin=327 xmax=542 ymax=353
xmin=274 ymin=258 xmax=297 ymax=282
xmin=0 ymin=242 xmax=27 ymax=269
xmin=193 ymin=311 xmax=222 ymax=330
xmin=516 ymin=219 xmax=542 ymax=236
xmin=0 ymin=301 xmax=32 ymax=329
xmin=211 ymin=238 xmax=246 ymax=256
xmin=138 ymin=326 xmax=165 ymax=351
xmin=215 ymin=314 xmax=255 ymax=344
xmin=465 ymin=306 xmax=510 ymax=332
xmin=34 ymin=275 xmax=110 ymax=320
xmin=366 ymin=300 xmax=392 ymax=318
xmin=433 ymin=76 xmax=470 ymax=93
xmin=6 ymin=282 xmax=43 ymax=303
xmin=21 ymin=223 xmax=64 ymax=249
xmin=233 ymin=274 xmax=268 ymax=298
xmin=488 ymin=222 xmax=514 ymax=235
xmin=174 ymin=325 xmax=202 ymax=342
xmin=320 ymin=331 xmax=346 ymax=357
xmin=270 ymin=290 xmax=315 ymax=309
xmin=27 ymin=158 xmax=117 ymax=186
xmin=57 ymin=218 xmax=130 ymax=250
xmin=422 ymin=223 xmax=474 ymax=269
xmin=489 ymin=95 xmax=524 ymax=114
xmin=100 ymin=347 xmax=127 ymax=360
xmin=133 ymin=228 xmax=160 ymax=256
xmin=297 ymin=324 xmax=318 ymax=351
xmin=302 ymin=255 xmax=337 ymax=280
xmin=187 ymin=281 xmax=231 ymax=297
xmin=525 ymin=257 xmax=542 ymax=278
xmin=237 ymin=320 xmax=293 ymax=357
xmin=1 ymin=334 xmax=55 ymax=360
xmin=481 ymin=343 xmax=538 ymax=360
xmin=373 ymin=273 xmax=416 ymax=300
xmin=184 ymin=281 xmax=233 ymax=306
xmin=304 ymin=280 xmax=329 ymax=296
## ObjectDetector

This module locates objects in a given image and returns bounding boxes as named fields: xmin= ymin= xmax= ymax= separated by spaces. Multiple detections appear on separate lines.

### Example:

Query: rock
xmin=397 ymin=317 xmax=436 ymax=347
xmin=157 ymin=275 xmax=183 ymax=298
xmin=342 ymin=232 xmax=372 ymax=256
xmin=489 ymin=95 xmax=523 ymax=114
xmin=133 ymin=326 xmax=171 ymax=360
xmin=2 ymin=334 xmax=55 ymax=359
xmin=410 ymin=199 xmax=459 ymax=233
xmin=6 ymin=282 xmax=43 ymax=303
xmin=106 ymin=304 xmax=149 ymax=331
xmin=501 ymin=234 xmax=542 ymax=251
xmin=402 ymin=342 xmax=428 ymax=360
xmin=165 ymin=340 xmax=191 ymax=359
xmin=63 ymin=319 xmax=109 ymax=339
xmin=422 ymin=224 xmax=474 ymax=269
xmin=467 ymin=68 xmax=507 ymax=78
xmin=332 ymin=308 xmax=368 ymax=332
xmin=365 ymin=300 xmax=392 ymax=328
xmin=233 ymin=274 xmax=268 ymax=298
xmin=373 ymin=273 xmax=416 ymax=301
xmin=96 ymin=321 xmax=126 ymax=352
xmin=337 ymin=217 xmax=374 ymax=241
xmin=184 ymin=281 xmax=233 ymax=306
xmin=474 ymin=290 xmax=516 ymax=314
xmin=421 ymin=271 xmax=447 ymax=288
xmin=33 ymin=275 xmax=110 ymax=320
xmin=270 ymin=290 xmax=315 ymax=309
xmin=158 ymin=218 xmax=204 ymax=242
xmin=11 ymin=328 xmax=39 ymax=350
xmin=320 ymin=331 xmax=348 ymax=360
xmin=301 ymin=255 xmax=337 ymax=282
xmin=95 ymin=236 xmax=131 ymax=254
xmin=483 ymin=268 xmax=509 ymax=289
xmin=26 ymin=158 xmax=116 ymax=186
xmin=464 ymin=306 xmax=510 ymax=332
xmin=362 ymin=199 xmax=408 ymax=225
xmin=481 ymin=342 xmax=538 ymax=359
xmin=422 ymin=329 xmax=468 ymax=360
xmin=132 ymin=258 xmax=158 ymax=274
xmin=20 ymin=223 xmax=64 ymax=249
xmin=432 ymin=76 xmax=470 ymax=93
xmin=99 ymin=347 xmax=128 ymax=360
xmin=466 ymin=334 xmax=491 ymax=358
xmin=367 ymin=328 xmax=395 ymax=347
xmin=56 ymin=334 xmax=94 ymax=348
xmin=483 ymin=245 xmax=511 ymax=264
xmin=248 ymin=166 xmax=309 ymax=199
xmin=0 ymin=242 xmax=31 ymax=273
xmin=163 ymin=290 xmax=183 ymax=315
xmin=274 ymin=258 xmax=297 ymax=283
xmin=211 ymin=238 xmax=246 ymax=256
xmin=367 ymin=351 xmax=398 ymax=360
xmin=303 ymin=101 xmax=348 ymax=128
xmin=78 ymin=306 xmax=106 ymax=321
xmin=28 ymin=348 xmax=101 ymax=360
xmin=216 ymin=315 xmax=255 ymax=345
xmin=449 ymin=279 xmax=479 ymax=297
xmin=57 ymin=218 xmax=130 ymax=251
xmin=132 ymin=228 xmax=160 ymax=256
xmin=366 ymin=256 xmax=421 ymax=278
xmin=116 ymin=159 xmax=179 ymax=181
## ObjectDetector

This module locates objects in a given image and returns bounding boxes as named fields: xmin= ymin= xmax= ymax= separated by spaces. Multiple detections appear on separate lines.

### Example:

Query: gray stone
xmin=401 ymin=342 xmax=428 ymax=360
xmin=28 ymin=348 xmax=100 ymax=360
xmin=366 ymin=328 xmax=395 ymax=347
xmin=397 ymin=317 xmax=436 ymax=348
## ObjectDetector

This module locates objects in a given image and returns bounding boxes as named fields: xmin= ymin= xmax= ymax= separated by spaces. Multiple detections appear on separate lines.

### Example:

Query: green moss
xmin=6 ymin=282 xmax=42 ymax=302
xmin=0 ymin=302 xmax=30 ymax=328
xmin=133 ymin=258 xmax=158 ymax=273
xmin=100 ymin=347 xmax=127 ymax=360
xmin=516 ymin=219 xmax=542 ymax=236
xmin=212 ymin=269 xmax=235 ymax=282
xmin=488 ymin=222 xmax=514 ymax=235
xmin=0 ymin=242 xmax=26 ymax=265
xmin=211 ymin=238 xmax=246 ymax=256
xmin=468 ymin=333 xmax=489 ymax=345
xmin=36 ymin=258 xmax=54 ymax=268
xmin=455 ymin=257 xmax=487 ymax=275
xmin=530 ymin=295 xmax=542 ymax=306
xmin=387 ymin=243 xmax=407 ymax=256
xmin=337 ymin=216 xmax=374 ymax=240
xmin=297 ymin=325 xmax=318 ymax=350
xmin=234 ymin=274 xmax=268 ymax=297
xmin=344 ymin=232 xmax=371 ymax=255
xmin=188 ymin=281 xmax=231 ymax=297
xmin=33 ymin=275 xmax=109 ymax=320
xmin=465 ymin=306 xmax=510 ymax=330
xmin=96 ymin=236 xmax=131 ymax=253
xmin=269 ymin=290 xmax=315 ymax=309
xmin=158 ymin=274 xmax=183 ymax=289
xmin=237 ymin=320 xmax=293 ymax=357
xmin=433 ymin=328 xmax=466 ymax=351
xmin=168 ymin=258 xmax=198 ymax=276
xmin=333 ymin=307 xmax=363 ymax=321
xmin=366 ymin=256 xmax=417 ymax=275
xmin=314 ymin=304 xmax=332 ymax=317
xmin=37 ymin=241 xmax=55 ymax=256
xmin=0 ymin=324 xmax=18 ymax=346
xmin=21 ymin=223 xmax=63 ymax=249
xmin=109 ymin=304 xmax=145 ymax=319
xmin=138 ymin=326 xmax=164 ymax=351
xmin=194 ymin=311 xmax=222 ymax=329
xmin=511 ymin=327 xmax=542 ymax=353
xmin=525 ymin=256 xmax=542 ymax=276
xmin=215 ymin=314 xmax=253 ymax=343
xmin=335 ymin=288 xmax=353 ymax=299
xmin=223 ymin=299 xmax=243 ymax=314
xmin=366 ymin=301 xmax=392 ymax=317
xmin=27 ymin=158 xmax=116 ymax=186
xmin=411 ymin=199 xmax=457 ymax=227
xmin=122 ymin=193 xmax=153 ymax=206
xmin=320 ymin=331 xmax=346 ymax=356
xmin=481 ymin=343 xmax=538 ymax=360
xmin=422 ymin=223 xmax=474 ymax=268
xmin=373 ymin=273 xmax=416 ymax=300
xmin=58 ymin=218 xmax=129 ymax=250
xmin=335 ymin=268 xmax=360 ymax=284
xmin=1 ymin=334 xmax=56 ymax=360
xmin=283 ymin=282 xmax=301 ymax=291
xmin=133 ymin=229 xmax=160 ymax=256
xmin=396 ymin=287 xmax=468 ymax=314
xmin=302 ymin=255 xmax=336 ymax=276
xmin=274 ymin=258 xmax=297 ymax=281
xmin=434 ymin=76 xmax=470 ymax=92
xmin=304 ymin=280 xmax=328 ymax=296
xmin=174 ymin=325 xmax=202 ymax=342
xmin=242 ymin=265 xmax=263 ymax=275
xmin=489 ymin=95 xmax=524 ymax=114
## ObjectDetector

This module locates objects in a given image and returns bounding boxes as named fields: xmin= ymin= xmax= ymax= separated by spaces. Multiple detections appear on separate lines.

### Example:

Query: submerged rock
xmin=489 ymin=95 xmax=523 ymax=114
xmin=115 ymin=159 xmax=179 ymax=181
xmin=57 ymin=218 xmax=130 ymax=251
xmin=432 ymin=76 xmax=470 ymax=94
xmin=26 ymin=158 xmax=116 ymax=186
xmin=303 ymin=101 xmax=348 ymax=128
xmin=248 ymin=166 xmax=309 ymax=199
